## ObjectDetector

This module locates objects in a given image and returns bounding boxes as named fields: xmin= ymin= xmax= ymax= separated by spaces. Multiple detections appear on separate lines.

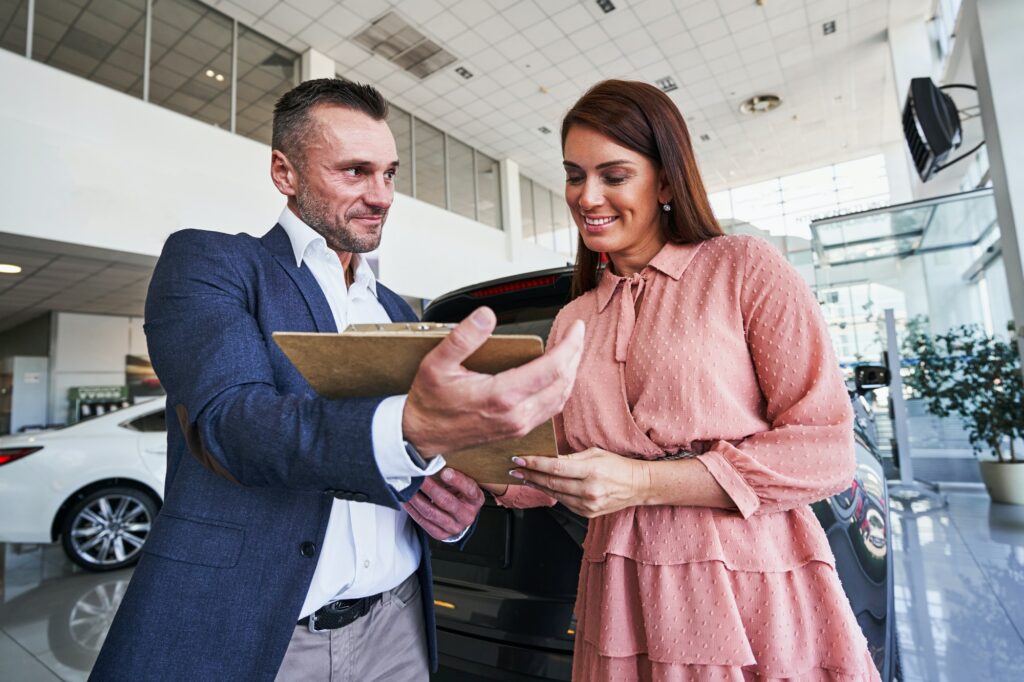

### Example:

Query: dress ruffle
xmin=574 ymin=552 xmax=879 ymax=681
xmin=573 ymin=638 xmax=880 ymax=681
xmin=582 ymin=505 xmax=834 ymax=572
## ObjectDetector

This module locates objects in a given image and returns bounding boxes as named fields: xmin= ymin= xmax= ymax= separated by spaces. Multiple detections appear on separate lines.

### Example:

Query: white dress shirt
xmin=277 ymin=207 xmax=447 ymax=618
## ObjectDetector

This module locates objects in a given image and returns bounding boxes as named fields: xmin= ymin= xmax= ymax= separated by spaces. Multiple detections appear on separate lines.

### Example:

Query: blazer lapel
xmin=260 ymin=224 xmax=337 ymax=333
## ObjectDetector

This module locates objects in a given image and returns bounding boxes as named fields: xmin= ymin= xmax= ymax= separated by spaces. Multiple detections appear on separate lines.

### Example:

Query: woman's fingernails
xmin=508 ymin=469 xmax=525 ymax=479
xmin=511 ymin=457 xmax=525 ymax=466
xmin=440 ymin=468 xmax=453 ymax=481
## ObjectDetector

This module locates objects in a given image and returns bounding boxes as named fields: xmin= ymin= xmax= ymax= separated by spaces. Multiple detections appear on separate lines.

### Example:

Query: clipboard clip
xmin=343 ymin=322 xmax=458 ymax=333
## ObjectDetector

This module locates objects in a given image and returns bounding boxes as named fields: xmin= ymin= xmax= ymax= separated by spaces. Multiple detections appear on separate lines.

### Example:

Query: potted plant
xmin=903 ymin=319 xmax=1024 ymax=504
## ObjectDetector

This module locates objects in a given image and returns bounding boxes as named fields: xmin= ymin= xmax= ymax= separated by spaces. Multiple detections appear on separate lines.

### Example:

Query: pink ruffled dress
xmin=499 ymin=235 xmax=881 ymax=681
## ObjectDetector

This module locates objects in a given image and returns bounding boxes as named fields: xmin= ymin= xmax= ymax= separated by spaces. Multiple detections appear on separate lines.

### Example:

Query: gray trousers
xmin=275 ymin=573 xmax=429 ymax=682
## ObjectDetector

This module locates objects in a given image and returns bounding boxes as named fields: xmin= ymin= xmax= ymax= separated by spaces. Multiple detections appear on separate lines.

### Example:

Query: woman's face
xmin=563 ymin=125 xmax=669 ymax=265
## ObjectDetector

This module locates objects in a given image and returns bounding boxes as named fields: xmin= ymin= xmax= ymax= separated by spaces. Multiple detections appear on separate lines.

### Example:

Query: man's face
xmin=290 ymin=105 xmax=399 ymax=254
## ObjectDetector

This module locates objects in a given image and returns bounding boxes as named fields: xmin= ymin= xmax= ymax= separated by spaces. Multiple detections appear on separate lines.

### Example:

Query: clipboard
xmin=273 ymin=323 xmax=558 ymax=483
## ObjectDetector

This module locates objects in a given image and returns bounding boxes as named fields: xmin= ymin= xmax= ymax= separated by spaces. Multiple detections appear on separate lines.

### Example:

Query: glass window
xmin=0 ymin=0 xmax=28 ymax=55
xmin=150 ymin=0 xmax=233 ymax=129
xmin=414 ymin=119 xmax=445 ymax=208
xmin=235 ymin=26 xmax=297 ymax=145
xmin=519 ymin=175 xmax=534 ymax=241
xmin=387 ymin=105 xmax=412 ymax=196
xmin=33 ymin=0 xmax=147 ymax=98
xmin=127 ymin=409 xmax=166 ymax=433
xmin=534 ymin=185 xmax=554 ymax=248
xmin=552 ymin=197 xmax=572 ymax=257
xmin=475 ymin=150 xmax=501 ymax=230
xmin=447 ymin=136 xmax=475 ymax=220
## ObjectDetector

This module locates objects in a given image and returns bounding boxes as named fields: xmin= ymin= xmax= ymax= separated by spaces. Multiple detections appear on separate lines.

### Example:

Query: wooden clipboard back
xmin=272 ymin=326 xmax=559 ymax=483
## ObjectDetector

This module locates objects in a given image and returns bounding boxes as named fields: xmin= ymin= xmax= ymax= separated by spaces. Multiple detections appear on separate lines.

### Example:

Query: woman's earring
xmin=662 ymin=203 xmax=671 ymax=212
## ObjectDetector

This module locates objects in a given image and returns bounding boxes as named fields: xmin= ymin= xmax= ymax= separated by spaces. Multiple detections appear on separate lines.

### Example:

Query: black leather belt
xmin=298 ymin=593 xmax=383 ymax=632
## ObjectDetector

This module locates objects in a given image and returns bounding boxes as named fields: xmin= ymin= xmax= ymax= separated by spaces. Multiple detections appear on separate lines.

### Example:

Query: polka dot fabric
xmin=498 ymin=236 xmax=878 ymax=681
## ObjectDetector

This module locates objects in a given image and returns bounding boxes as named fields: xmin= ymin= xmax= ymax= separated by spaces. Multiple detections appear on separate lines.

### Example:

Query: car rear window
xmin=494 ymin=305 xmax=561 ymax=343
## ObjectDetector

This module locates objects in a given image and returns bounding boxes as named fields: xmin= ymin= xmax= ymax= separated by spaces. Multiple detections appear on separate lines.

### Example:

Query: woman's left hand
xmin=510 ymin=448 xmax=651 ymax=518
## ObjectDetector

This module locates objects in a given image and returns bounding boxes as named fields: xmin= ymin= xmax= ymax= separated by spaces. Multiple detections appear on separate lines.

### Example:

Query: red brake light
xmin=469 ymin=275 xmax=559 ymax=299
xmin=0 ymin=447 xmax=43 ymax=466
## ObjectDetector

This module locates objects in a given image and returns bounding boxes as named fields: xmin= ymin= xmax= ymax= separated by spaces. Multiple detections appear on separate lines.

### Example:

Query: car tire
xmin=60 ymin=486 xmax=158 ymax=572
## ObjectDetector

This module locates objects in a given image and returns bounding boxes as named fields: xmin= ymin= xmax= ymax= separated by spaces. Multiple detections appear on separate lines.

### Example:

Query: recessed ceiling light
xmin=739 ymin=94 xmax=783 ymax=114
xmin=205 ymin=69 xmax=215 ymax=77
xmin=596 ymin=0 xmax=615 ymax=13
xmin=656 ymin=76 xmax=678 ymax=93
xmin=823 ymin=20 xmax=836 ymax=35
xmin=215 ymin=73 xmax=225 ymax=82
xmin=0 ymin=263 xmax=22 ymax=274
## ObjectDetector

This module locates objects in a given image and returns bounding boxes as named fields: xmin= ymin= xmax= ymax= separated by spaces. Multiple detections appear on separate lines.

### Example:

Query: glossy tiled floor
xmin=893 ymin=490 xmax=1024 ymax=682
xmin=2 ymin=491 xmax=1023 ymax=681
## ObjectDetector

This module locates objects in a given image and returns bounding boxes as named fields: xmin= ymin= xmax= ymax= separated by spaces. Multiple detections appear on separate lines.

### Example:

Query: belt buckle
xmin=307 ymin=611 xmax=322 ymax=634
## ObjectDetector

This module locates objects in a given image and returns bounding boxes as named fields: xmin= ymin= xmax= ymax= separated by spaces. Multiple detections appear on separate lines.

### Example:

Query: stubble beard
xmin=294 ymin=184 xmax=385 ymax=254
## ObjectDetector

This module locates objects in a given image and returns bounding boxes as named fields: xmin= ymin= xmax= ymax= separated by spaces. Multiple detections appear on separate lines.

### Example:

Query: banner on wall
xmin=126 ymin=354 xmax=163 ymax=400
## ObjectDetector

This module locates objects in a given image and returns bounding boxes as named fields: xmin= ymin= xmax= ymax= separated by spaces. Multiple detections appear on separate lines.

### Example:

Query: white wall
xmin=47 ymin=312 xmax=147 ymax=424
xmin=0 ymin=49 xmax=566 ymax=301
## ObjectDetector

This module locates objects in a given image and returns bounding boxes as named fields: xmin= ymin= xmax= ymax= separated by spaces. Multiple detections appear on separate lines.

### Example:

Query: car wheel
xmin=60 ymin=487 xmax=157 ymax=572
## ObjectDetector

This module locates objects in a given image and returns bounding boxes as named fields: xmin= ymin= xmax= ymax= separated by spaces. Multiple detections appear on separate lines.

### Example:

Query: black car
xmin=423 ymin=267 xmax=897 ymax=682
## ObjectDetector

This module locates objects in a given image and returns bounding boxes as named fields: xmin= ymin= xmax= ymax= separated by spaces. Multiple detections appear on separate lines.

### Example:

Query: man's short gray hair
xmin=272 ymin=78 xmax=389 ymax=167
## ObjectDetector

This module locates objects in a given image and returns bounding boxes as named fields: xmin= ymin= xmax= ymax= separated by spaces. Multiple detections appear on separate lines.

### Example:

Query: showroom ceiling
xmin=204 ymin=0 xmax=904 ymax=193
xmin=0 ymin=233 xmax=155 ymax=333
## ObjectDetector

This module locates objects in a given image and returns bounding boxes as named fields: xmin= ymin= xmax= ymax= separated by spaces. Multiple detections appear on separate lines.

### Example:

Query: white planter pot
xmin=979 ymin=461 xmax=1024 ymax=505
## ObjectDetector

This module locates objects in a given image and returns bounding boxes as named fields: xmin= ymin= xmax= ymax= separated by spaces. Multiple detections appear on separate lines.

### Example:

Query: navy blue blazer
xmin=91 ymin=225 xmax=440 ymax=681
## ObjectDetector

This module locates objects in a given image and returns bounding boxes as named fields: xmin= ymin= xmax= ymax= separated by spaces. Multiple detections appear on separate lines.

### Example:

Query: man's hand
xmin=403 ymin=468 xmax=484 ymax=541
xmin=402 ymin=307 xmax=585 ymax=457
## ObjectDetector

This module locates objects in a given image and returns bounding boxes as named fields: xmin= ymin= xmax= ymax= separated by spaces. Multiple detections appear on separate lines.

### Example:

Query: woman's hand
xmin=510 ymin=448 xmax=652 ymax=518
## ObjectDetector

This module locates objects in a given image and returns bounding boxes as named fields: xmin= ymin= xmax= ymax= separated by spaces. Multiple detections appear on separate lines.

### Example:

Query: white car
xmin=0 ymin=397 xmax=167 ymax=571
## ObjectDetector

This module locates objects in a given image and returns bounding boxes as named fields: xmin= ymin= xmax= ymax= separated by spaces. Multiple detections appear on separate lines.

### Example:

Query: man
xmin=90 ymin=78 xmax=584 ymax=681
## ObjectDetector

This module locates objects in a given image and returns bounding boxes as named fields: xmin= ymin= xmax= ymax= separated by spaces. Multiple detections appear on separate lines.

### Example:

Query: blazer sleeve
xmin=697 ymin=237 xmax=855 ymax=518
xmin=144 ymin=230 xmax=407 ymax=508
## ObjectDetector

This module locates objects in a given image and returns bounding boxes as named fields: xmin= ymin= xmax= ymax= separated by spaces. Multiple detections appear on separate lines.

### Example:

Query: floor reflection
xmin=3 ymin=492 xmax=1024 ymax=681
xmin=0 ymin=544 xmax=133 ymax=681
xmin=893 ymin=492 xmax=1024 ymax=682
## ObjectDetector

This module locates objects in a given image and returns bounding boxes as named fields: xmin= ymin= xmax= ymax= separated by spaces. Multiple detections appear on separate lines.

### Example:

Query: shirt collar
xmin=595 ymin=240 xmax=706 ymax=313
xmin=277 ymin=206 xmax=378 ymax=297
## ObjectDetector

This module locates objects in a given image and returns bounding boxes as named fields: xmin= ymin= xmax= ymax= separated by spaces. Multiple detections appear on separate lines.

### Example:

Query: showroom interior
xmin=1 ymin=0 xmax=1023 ymax=680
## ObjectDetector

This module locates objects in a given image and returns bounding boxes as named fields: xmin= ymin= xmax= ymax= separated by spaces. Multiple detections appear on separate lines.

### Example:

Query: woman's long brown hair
xmin=561 ymin=79 xmax=723 ymax=299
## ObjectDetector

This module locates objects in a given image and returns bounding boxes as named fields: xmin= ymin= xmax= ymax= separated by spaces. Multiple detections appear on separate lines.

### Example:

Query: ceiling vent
xmin=596 ymin=0 xmax=616 ymax=12
xmin=353 ymin=12 xmax=457 ymax=79
xmin=739 ymin=94 xmax=783 ymax=114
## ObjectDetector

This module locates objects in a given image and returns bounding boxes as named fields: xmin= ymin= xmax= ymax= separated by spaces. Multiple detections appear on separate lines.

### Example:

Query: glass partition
xmin=414 ymin=119 xmax=445 ymax=209
xmin=33 ymin=0 xmax=146 ymax=98
xmin=387 ymin=104 xmax=413 ymax=196
xmin=475 ymin=150 xmax=501 ymax=230
xmin=235 ymin=26 xmax=298 ymax=145
xmin=0 ymin=0 xmax=28 ymax=55
xmin=447 ymin=136 xmax=475 ymax=220
xmin=150 ymin=0 xmax=233 ymax=128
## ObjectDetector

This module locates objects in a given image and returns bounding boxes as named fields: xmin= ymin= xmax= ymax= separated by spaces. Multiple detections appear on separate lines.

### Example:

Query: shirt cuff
xmin=441 ymin=525 xmax=471 ymax=544
xmin=372 ymin=395 xmax=446 ymax=490
xmin=697 ymin=444 xmax=761 ymax=519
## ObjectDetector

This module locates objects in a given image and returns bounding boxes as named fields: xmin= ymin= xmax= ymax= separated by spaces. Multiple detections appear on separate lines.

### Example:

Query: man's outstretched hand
xmin=403 ymin=468 xmax=484 ymax=541
xmin=402 ymin=306 xmax=585 ymax=457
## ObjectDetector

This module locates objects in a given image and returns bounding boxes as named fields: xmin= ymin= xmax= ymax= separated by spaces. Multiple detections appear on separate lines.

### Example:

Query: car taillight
xmin=0 ymin=447 xmax=43 ymax=466
xmin=469 ymin=275 xmax=559 ymax=298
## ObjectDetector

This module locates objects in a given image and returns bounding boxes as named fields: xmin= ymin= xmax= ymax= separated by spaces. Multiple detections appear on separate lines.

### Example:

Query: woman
xmin=488 ymin=80 xmax=880 ymax=681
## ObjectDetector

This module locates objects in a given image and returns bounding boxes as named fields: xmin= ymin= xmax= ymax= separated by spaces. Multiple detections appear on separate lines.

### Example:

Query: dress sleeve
xmin=492 ymin=307 xmax=566 ymax=510
xmin=697 ymin=237 xmax=855 ymax=518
